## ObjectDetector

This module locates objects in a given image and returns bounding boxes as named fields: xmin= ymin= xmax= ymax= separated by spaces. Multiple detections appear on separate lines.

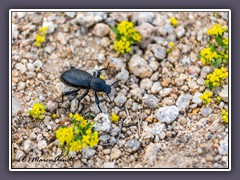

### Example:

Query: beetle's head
xmin=103 ymin=85 xmax=111 ymax=94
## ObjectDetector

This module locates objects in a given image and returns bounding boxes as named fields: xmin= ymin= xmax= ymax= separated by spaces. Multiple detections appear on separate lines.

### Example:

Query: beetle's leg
xmin=53 ymin=89 xmax=80 ymax=105
xmin=96 ymin=68 xmax=107 ymax=78
xmin=74 ymin=89 xmax=89 ymax=114
xmin=61 ymin=89 xmax=80 ymax=103
xmin=95 ymin=92 xmax=102 ymax=113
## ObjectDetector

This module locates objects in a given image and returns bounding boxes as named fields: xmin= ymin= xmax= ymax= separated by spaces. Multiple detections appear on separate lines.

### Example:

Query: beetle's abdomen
xmin=60 ymin=68 xmax=92 ymax=88
xmin=90 ymin=77 xmax=106 ymax=92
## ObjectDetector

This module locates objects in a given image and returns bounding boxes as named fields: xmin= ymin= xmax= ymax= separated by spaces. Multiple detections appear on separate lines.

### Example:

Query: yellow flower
xmin=82 ymin=135 xmax=90 ymax=144
xmin=55 ymin=126 xmax=74 ymax=145
xmin=73 ymin=113 xmax=84 ymax=121
xmin=69 ymin=140 xmax=82 ymax=152
xmin=35 ymin=34 xmax=45 ymax=43
xmin=205 ymin=67 xmax=228 ymax=88
xmin=221 ymin=109 xmax=228 ymax=123
xmin=89 ymin=132 xmax=99 ymax=147
xmin=207 ymin=24 xmax=227 ymax=36
xmin=113 ymin=20 xmax=141 ymax=54
xmin=200 ymin=91 xmax=213 ymax=104
xmin=223 ymin=38 xmax=228 ymax=45
xmin=169 ymin=42 xmax=175 ymax=49
xmin=199 ymin=47 xmax=218 ymax=65
xmin=132 ymin=33 xmax=141 ymax=42
xmin=114 ymin=40 xmax=132 ymax=54
xmin=52 ymin=114 xmax=57 ymax=119
xmin=110 ymin=113 xmax=119 ymax=123
xmin=34 ymin=42 xmax=41 ymax=47
xmin=82 ymin=142 xmax=88 ymax=149
xmin=170 ymin=17 xmax=178 ymax=27
xmin=69 ymin=113 xmax=73 ymax=119
xmin=28 ymin=102 xmax=46 ymax=119
xmin=35 ymin=26 xmax=48 ymax=47
xmin=80 ymin=119 xmax=87 ymax=128
xmin=39 ymin=26 xmax=48 ymax=35
xmin=86 ymin=129 xmax=92 ymax=135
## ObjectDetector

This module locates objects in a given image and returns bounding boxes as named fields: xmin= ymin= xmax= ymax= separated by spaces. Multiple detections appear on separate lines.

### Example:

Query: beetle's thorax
xmin=90 ymin=77 xmax=106 ymax=92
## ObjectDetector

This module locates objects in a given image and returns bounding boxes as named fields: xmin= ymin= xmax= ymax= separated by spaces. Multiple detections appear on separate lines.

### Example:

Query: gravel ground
xmin=11 ymin=11 xmax=229 ymax=168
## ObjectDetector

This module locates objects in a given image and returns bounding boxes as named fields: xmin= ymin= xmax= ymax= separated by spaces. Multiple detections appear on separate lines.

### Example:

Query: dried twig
xmin=136 ymin=113 xmax=140 ymax=136
xmin=102 ymin=118 xmax=124 ymax=147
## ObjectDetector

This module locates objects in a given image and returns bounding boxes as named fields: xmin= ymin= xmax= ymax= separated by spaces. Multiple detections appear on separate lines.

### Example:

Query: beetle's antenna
xmin=106 ymin=61 xmax=109 ymax=69
xmin=107 ymin=94 xmax=112 ymax=102
xmin=111 ymin=80 xmax=120 ymax=87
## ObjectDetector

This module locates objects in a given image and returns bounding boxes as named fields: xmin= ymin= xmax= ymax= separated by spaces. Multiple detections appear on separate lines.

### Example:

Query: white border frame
xmin=9 ymin=9 xmax=231 ymax=171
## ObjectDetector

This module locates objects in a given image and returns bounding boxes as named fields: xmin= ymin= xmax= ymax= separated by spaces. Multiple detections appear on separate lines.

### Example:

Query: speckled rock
xmin=116 ymin=69 xmax=129 ymax=82
xmin=132 ymin=12 xmax=155 ymax=24
xmin=192 ymin=92 xmax=202 ymax=105
xmin=23 ymin=139 xmax=33 ymax=153
xmin=114 ymin=93 xmax=127 ymax=107
xmin=128 ymin=55 xmax=152 ymax=78
xmin=110 ymin=148 xmax=121 ymax=160
xmin=155 ymin=106 xmax=179 ymax=124
xmin=175 ymin=25 xmax=186 ymax=38
xmin=150 ymin=44 xmax=166 ymax=60
xmin=176 ymin=94 xmax=192 ymax=111
xmin=160 ymin=88 xmax=172 ymax=97
xmin=93 ymin=23 xmax=110 ymax=37
xmin=125 ymin=139 xmax=141 ymax=153
xmin=12 ymin=97 xmax=21 ymax=114
xmin=37 ymin=140 xmax=47 ymax=150
xmin=144 ymin=122 xmax=166 ymax=139
xmin=103 ymin=162 xmax=115 ymax=168
xmin=109 ymin=57 xmax=124 ymax=70
xmin=200 ymin=107 xmax=213 ymax=117
xmin=151 ymin=82 xmax=162 ymax=94
xmin=219 ymin=85 xmax=228 ymax=102
xmin=93 ymin=113 xmax=111 ymax=133
xmin=15 ymin=63 xmax=27 ymax=74
xmin=72 ymin=12 xmax=107 ymax=28
xmin=140 ymin=78 xmax=153 ymax=90
xmin=144 ymin=143 xmax=159 ymax=166
xmin=142 ymin=94 xmax=159 ymax=108
xmin=218 ymin=135 xmax=228 ymax=155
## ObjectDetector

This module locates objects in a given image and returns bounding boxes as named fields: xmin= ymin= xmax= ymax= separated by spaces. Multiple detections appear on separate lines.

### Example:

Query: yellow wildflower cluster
xmin=112 ymin=21 xmax=141 ymax=54
xmin=200 ymin=91 xmax=213 ymax=104
xmin=28 ymin=102 xmax=46 ymax=120
xmin=110 ymin=113 xmax=119 ymax=123
xmin=207 ymin=24 xmax=227 ymax=36
xmin=35 ymin=26 xmax=48 ymax=47
xmin=200 ymin=47 xmax=218 ymax=65
xmin=55 ymin=126 xmax=74 ymax=145
xmin=170 ymin=17 xmax=178 ymax=27
xmin=198 ymin=24 xmax=228 ymax=67
xmin=223 ymin=38 xmax=228 ymax=45
xmin=205 ymin=67 xmax=228 ymax=88
xmin=69 ymin=113 xmax=84 ymax=121
xmin=55 ymin=113 xmax=99 ymax=153
xmin=114 ymin=39 xmax=131 ymax=54
xmin=221 ymin=109 xmax=228 ymax=123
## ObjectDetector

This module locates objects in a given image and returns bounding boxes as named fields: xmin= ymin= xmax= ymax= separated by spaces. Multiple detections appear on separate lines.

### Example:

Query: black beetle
xmin=59 ymin=66 xmax=119 ymax=113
